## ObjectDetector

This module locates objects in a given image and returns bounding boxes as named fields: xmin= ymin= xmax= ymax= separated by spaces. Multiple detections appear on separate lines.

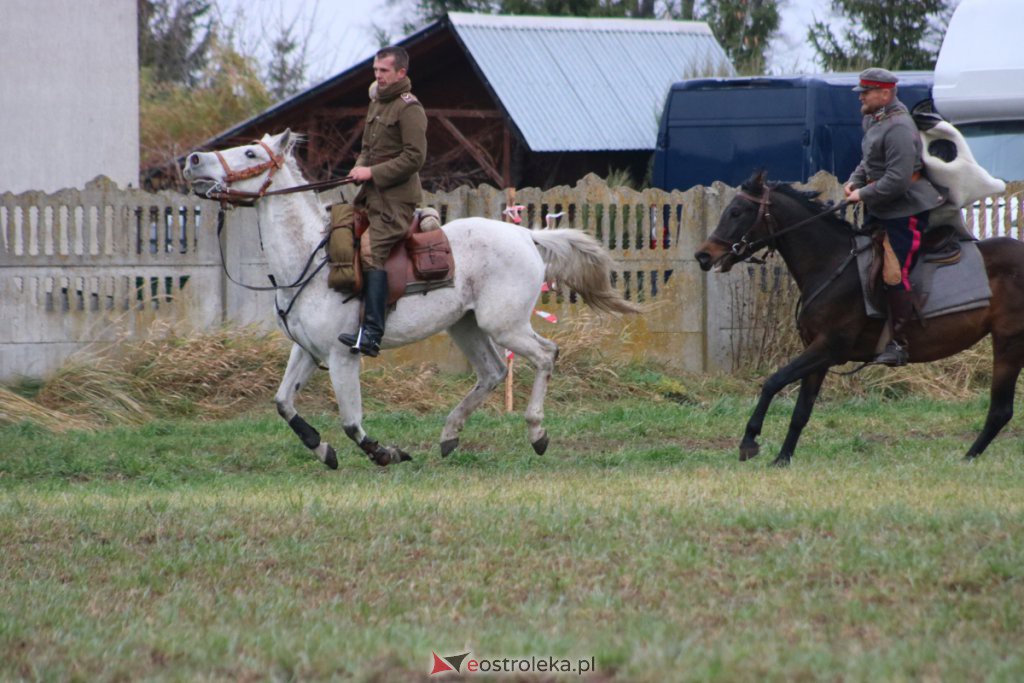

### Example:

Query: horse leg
xmin=771 ymin=370 xmax=827 ymax=467
xmin=275 ymin=344 xmax=338 ymax=469
xmin=741 ymin=341 xmax=836 ymax=462
xmin=491 ymin=325 xmax=559 ymax=455
xmin=439 ymin=313 xmax=508 ymax=457
xmin=328 ymin=350 xmax=411 ymax=466
xmin=965 ymin=340 xmax=1023 ymax=459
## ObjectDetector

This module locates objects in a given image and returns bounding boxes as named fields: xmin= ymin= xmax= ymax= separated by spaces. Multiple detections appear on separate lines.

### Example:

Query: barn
xmin=151 ymin=12 xmax=734 ymax=191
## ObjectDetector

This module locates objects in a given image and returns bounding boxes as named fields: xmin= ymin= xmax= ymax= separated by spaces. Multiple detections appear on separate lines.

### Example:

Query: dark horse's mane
xmin=740 ymin=174 xmax=852 ymax=232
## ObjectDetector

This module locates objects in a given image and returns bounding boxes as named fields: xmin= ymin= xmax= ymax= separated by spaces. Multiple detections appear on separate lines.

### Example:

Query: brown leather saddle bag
xmin=350 ymin=209 xmax=455 ymax=305
xmin=406 ymin=230 xmax=453 ymax=280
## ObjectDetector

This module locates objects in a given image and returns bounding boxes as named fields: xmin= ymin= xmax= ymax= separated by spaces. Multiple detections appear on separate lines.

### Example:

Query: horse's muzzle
xmin=695 ymin=250 xmax=714 ymax=271
xmin=694 ymin=243 xmax=734 ymax=272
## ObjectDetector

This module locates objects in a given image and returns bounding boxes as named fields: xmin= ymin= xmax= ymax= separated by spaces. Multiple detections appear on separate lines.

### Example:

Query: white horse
xmin=183 ymin=130 xmax=639 ymax=467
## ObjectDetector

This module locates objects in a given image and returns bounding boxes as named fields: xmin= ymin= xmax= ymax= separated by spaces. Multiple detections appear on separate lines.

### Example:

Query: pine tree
xmin=265 ymin=21 xmax=308 ymax=101
xmin=137 ymin=0 xmax=214 ymax=86
xmin=696 ymin=0 xmax=780 ymax=75
xmin=808 ymin=0 xmax=952 ymax=72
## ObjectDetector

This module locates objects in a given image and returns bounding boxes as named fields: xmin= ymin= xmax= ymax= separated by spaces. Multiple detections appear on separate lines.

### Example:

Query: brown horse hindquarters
xmin=903 ymin=308 xmax=991 ymax=363
xmin=978 ymin=238 xmax=1024 ymax=343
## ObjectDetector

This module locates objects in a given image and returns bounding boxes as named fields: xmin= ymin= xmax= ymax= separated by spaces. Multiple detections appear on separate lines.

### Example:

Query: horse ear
xmin=741 ymin=169 xmax=767 ymax=194
xmin=276 ymin=128 xmax=302 ymax=155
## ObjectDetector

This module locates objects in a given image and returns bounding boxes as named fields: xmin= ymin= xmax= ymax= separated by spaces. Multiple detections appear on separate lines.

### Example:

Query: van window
xmin=958 ymin=122 xmax=1024 ymax=181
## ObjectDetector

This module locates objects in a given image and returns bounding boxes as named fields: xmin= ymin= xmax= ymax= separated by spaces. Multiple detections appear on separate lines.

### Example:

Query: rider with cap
xmin=338 ymin=46 xmax=428 ymax=357
xmin=844 ymin=67 xmax=946 ymax=366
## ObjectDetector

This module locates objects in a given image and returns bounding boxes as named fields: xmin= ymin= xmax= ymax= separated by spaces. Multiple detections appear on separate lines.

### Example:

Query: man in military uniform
xmin=338 ymin=46 xmax=428 ymax=356
xmin=844 ymin=67 xmax=945 ymax=366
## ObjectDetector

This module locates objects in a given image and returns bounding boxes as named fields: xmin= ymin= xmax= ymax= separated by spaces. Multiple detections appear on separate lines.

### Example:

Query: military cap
xmin=852 ymin=67 xmax=898 ymax=92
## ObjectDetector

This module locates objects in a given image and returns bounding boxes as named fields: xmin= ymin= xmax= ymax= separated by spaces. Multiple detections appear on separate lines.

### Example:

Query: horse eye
xmin=245 ymin=150 xmax=257 ymax=159
xmin=730 ymin=208 xmax=743 ymax=218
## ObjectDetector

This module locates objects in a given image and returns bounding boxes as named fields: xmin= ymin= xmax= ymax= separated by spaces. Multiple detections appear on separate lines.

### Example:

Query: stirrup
xmin=338 ymin=327 xmax=380 ymax=357
xmin=874 ymin=341 xmax=908 ymax=367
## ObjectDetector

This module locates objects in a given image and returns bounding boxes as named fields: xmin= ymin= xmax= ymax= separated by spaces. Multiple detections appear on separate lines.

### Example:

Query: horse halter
xmin=210 ymin=140 xmax=285 ymax=200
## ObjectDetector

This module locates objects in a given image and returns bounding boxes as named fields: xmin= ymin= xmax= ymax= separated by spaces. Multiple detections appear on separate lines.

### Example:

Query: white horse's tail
xmin=530 ymin=229 xmax=642 ymax=315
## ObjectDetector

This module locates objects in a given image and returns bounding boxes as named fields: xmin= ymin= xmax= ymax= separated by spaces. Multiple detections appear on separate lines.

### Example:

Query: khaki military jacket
xmin=847 ymin=98 xmax=945 ymax=220
xmin=355 ymin=77 xmax=427 ymax=206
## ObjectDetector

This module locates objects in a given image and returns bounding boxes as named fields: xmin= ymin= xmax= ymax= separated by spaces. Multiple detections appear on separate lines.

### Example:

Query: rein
xmin=202 ymin=139 xmax=356 ymax=205
xmin=205 ymin=175 xmax=356 ymax=205
xmin=719 ymin=186 xmax=852 ymax=262
xmin=203 ymin=144 xmax=351 ymax=366
xmin=214 ymin=209 xmax=329 ymax=294
xmin=720 ymin=185 xmax=869 ymax=325
xmin=215 ymin=207 xmax=331 ymax=367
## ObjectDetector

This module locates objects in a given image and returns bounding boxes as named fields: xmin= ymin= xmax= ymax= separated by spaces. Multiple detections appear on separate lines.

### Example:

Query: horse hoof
xmin=323 ymin=445 xmax=338 ymax=470
xmin=769 ymin=455 xmax=791 ymax=468
xmin=963 ymin=453 xmax=978 ymax=463
xmin=376 ymin=446 xmax=412 ymax=465
xmin=440 ymin=438 xmax=459 ymax=458
xmin=739 ymin=441 xmax=760 ymax=461
xmin=532 ymin=432 xmax=549 ymax=455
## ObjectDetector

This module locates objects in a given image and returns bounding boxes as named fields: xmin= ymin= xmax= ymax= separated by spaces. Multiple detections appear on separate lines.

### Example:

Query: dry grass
xmin=0 ymin=297 xmax=1001 ymax=432
xmin=0 ymin=387 xmax=94 ymax=433
xmin=1 ymin=314 xmax=666 ymax=430
xmin=18 ymin=324 xmax=292 ymax=427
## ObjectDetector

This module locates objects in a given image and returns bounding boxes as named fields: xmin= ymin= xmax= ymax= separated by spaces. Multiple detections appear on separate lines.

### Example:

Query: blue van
xmin=651 ymin=73 xmax=934 ymax=191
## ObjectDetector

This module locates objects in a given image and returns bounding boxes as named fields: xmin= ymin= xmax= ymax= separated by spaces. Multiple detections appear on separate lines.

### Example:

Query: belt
xmin=868 ymin=170 xmax=922 ymax=184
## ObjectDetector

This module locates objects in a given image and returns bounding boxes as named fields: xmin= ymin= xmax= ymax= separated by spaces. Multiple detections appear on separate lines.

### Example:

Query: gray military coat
xmin=847 ymin=98 xmax=945 ymax=220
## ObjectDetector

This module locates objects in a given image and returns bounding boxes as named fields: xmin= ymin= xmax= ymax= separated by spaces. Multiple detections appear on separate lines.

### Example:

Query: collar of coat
xmin=369 ymin=77 xmax=413 ymax=103
xmin=871 ymin=98 xmax=908 ymax=123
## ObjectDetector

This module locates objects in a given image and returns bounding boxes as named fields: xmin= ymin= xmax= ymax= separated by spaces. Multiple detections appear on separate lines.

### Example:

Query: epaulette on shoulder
xmin=400 ymin=92 xmax=419 ymax=105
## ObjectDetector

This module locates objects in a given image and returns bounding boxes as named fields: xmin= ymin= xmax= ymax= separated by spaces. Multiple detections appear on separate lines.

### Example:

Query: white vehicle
xmin=933 ymin=0 xmax=1024 ymax=181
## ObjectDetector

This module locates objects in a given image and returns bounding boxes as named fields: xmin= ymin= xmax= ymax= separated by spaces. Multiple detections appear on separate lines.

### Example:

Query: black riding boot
xmin=875 ymin=287 xmax=914 ymax=367
xmin=338 ymin=269 xmax=388 ymax=357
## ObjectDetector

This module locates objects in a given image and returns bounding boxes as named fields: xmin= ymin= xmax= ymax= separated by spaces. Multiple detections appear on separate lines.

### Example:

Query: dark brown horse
xmin=695 ymin=172 xmax=1024 ymax=466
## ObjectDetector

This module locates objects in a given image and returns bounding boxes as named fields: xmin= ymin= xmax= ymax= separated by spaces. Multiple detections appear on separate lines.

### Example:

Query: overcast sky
xmin=217 ymin=0 xmax=835 ymax=87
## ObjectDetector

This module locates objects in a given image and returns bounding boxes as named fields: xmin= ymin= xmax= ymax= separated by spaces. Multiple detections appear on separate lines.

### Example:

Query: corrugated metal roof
xmin=449 ymin=12 xmax=735 ymax=152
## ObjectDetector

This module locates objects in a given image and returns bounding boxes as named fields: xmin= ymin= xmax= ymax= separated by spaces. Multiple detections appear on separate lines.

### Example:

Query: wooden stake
xmin=504 ymin=186 xmax=517 ymax=413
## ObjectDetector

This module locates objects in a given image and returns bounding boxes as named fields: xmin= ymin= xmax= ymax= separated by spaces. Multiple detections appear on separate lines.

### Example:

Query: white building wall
xmin=0 ymin=0 xmax=139 ymax=193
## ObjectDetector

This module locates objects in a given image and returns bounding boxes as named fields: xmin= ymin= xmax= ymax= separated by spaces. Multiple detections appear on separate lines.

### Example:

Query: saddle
xmin=867 ymin=223 xmax=963 ymax=296
xmin=353 ymin=208 xmax=455 ymax=305
xmin=856 ymin=222 xmax=991 ymax=322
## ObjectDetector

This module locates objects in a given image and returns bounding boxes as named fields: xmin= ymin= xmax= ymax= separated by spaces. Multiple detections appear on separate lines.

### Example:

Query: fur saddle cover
xmin=913 ymin=100 xmax=1006 ymax=207
xmin=854 ymin=225 xmax=991 ymax=321
xmin=325 ymin=205 xmax=454 ymax=305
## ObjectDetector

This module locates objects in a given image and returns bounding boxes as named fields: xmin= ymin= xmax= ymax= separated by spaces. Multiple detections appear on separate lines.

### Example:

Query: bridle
xmin=211 ymin=140 xmax=284 ymax=200
xmin=197 ymin=140 xmax=355 ymax=206
xmin=713 ymin=184 xmax=851 ymax=264
xmin=723 ymin=185 xmax=781 ymax=263
xmin=194 ymin=140 xmax=356 ymax=366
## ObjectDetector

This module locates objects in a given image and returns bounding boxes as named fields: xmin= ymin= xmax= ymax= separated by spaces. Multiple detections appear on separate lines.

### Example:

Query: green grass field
xmin=4 ymin=388 xmax=1024 ymax=681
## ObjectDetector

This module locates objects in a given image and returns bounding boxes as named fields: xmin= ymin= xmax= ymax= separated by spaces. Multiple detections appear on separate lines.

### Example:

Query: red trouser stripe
xmin=901 ymin=216 xmax=922 ymax=291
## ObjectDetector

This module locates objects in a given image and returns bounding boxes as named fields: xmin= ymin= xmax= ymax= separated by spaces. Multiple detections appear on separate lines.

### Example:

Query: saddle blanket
xmin=854 ymin=235 xmax=991 ymax=319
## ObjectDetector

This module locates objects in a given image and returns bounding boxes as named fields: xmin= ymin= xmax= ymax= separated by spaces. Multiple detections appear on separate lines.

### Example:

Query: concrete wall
xmin=3 ymin=174 xmax=1013 ymax=383
xmin=1 ymin=0 xmax=139 ymax=193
